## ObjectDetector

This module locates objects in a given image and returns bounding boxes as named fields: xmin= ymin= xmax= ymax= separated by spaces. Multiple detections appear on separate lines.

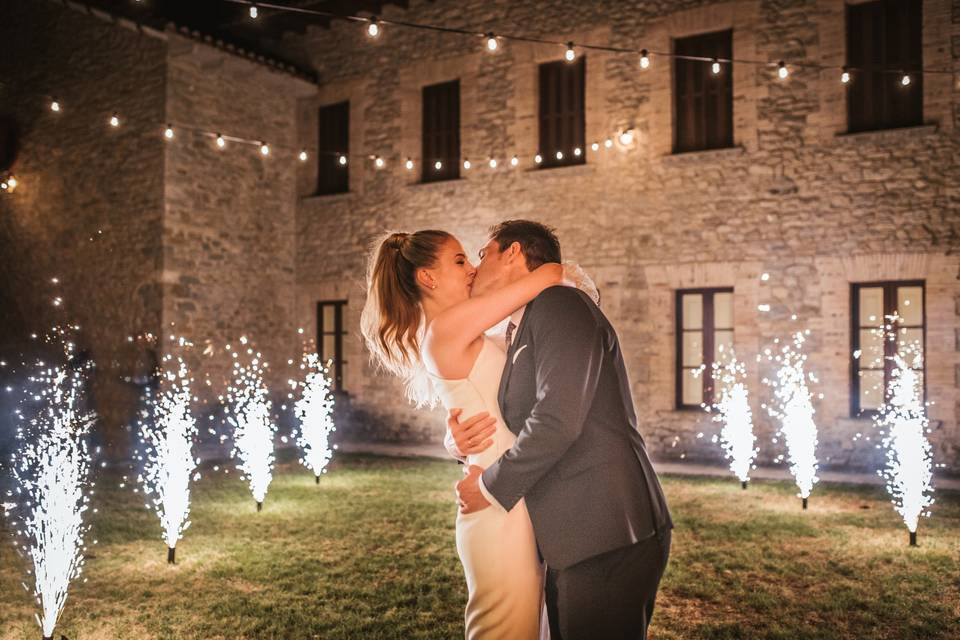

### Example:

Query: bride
xmin=360 ymin=229 xmax=564 ymax=639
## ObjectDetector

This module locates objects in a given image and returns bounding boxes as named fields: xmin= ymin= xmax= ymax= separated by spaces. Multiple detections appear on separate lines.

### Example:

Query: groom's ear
xmin=506 ymin=241 xmax=523 ymax=262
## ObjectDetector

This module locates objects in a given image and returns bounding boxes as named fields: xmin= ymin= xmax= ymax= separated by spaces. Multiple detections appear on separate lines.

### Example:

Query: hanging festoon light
xmin=434 ymin=160 xmax=443 ymax=171
xmin=777 ymin=60 xmax=789 ymax=79
xmin=618 ymin=130 xmax=635 ymax=146
xmin=215 ymin=133 xmax=226 ymax=149
xmin=136 ymin=349 xmax=199 ymax=565
xmin=901 ymin=72 xmax=911 ymax=87
xmin=248 ymin=3 xmax=258 ymax=19
xmin=291 ymin=352 xmax=337 ymax=484
xmin=366 ymin=16 xmax=381 ymax=39
xmin=338 ymin=153 xmax=348 ymax=166
xmin=6 ymin=325 xmax=96 ymax=640
xmin=259 ymin=142 xmax=270 ymax=156
xmin=485 ymin=32 xmax=499 ymax=52
xmin=50 ymin=97 xmax=61 ymax=113
xmin=225 ymin=336 xmax=276 ymax=512
xmin=702 ymin=347 xmax=758 ymax=489
xmin=404 ymin=157 xmax=414 ymax=170
xmin=841 ymin=66 xmax=851 ymax=84
xmin=1 ymin=174 xmax=17 ymax=193
xmin=639 ymin=49 xmax=651 ymax=69
xmin=573 ymin=147 xmax=582 ymax=157
xmin=762 ymin=330 xmax=820 ymax=509
xmin=534 ymin=153 xmax=542 ymax=164
xmin=109 ymin=113 xmax=120 ymax=127
xmin=164 ymin=124 xmax=175 ymax=140
xmin=711 ymin=58 xmax=721 ymax=75
xmin=590 ymin=142 xmax=600 ymax=152
xmin=373 ymin=155 xmax=385 ymax=169
xmin=510 ymin=155 xmax=519 ymax=167
xmin=555 ymin=150 xmax=564 ymax=160
xmin=461 ymin=158 xmax=471 ymax=170
xmin=488 ymin=157 xmax=497 ymax=169
xmin=564 ymin=42 xmax=576 ymax=62
xmin=604 ymin=138 xmax=613 ymax=149
xmin=870 ymin=317 xmax=934 ymax=546
xmin=299 ymin=150 xmax=308 ymax=162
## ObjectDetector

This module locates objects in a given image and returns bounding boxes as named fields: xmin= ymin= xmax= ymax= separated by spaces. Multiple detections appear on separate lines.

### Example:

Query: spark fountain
xmin=5 ymin=326 xmax=96 ymax=640
xmin=762 ymin=330 xmax=820 ymax=509
xmin=704 ymin=347 xmax=758 ymax=489
xmin=136 ymin=344 xmax=199 ymax=564
xmin=291 ymin=352 xmax=337 ymax=484
xmin=870 ymin=323 xmax=934 ymax=546
xmin=225 ymin=337 xmax=275 ymax=511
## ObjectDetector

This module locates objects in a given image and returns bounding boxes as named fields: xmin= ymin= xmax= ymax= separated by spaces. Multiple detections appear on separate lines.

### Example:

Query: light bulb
xmin=434 ymin=160 xmax=442 ymax=170
xmin=639 ymin=49 xmax=650 ymax=69
xmin=299 ymin=150 xmax=308 ymax=162
xmin=50 ymin=99 xmax=61 ymax=112
xmin=565 ymin=42 xmax=576 ymax=62
xmin=7 ymin=176 xmax=16 ymax=190
xmin=711 ymin=59 xmax=721 ymax=75
xmin=164 ymin=125 xmax=174 ymax=140
xmin=619 ymin=131 xmax=634 ymax=146
xmin=604 ymin=138 xmax=613 ymax=149
xmin=573 ymin=147 xmax=582 ymax=157
xmin=777 ymin=61 xmax=788 ymax=79
xmin=488 ymin=158 xmax=497 ymax=169
xmin=109 ymin=113 xmax=120 ymax=127
xmin=841 ymin=67 xmax=850 ymax=84
xmin=366 ymin=17 xmax=380 ymax=38
xmin=485 ymin=33 xmax=498 ymax=51
xmin=374 ymin=156 xmax=385 ymax=169
xmin=405 ymin=158 xmax=414 ymax=170
xmin=555 ymin=150 xmax=564 ymax=160
xmin=591 ymin=142 xmax=599 ymax=151
xmin=534 ymin=153 xmax=542 ymax=164
xmin=260 ymin=142 xmax=270 ymax=156
xmin=463 ymin=159 xmax=471 ymax=170
xmin=216 ymin=134 xmax=226 ymax=148
xmin=510 ymin=155 xmax=519 ymax=167
xmin=249 ymin=4 xmax=258 ymax=19
xmin=338 ymin=154 xmax=348 ymax=166
xmin=901 ymin=73 xmax=911 ymax=86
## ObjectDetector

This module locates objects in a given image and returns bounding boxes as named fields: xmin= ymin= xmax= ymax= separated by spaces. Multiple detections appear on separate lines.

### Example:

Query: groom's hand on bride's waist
xmin=447 ymin=409 xmax=496 ymax=456
xmin=456 ymin=465 xmax=491 ymax=514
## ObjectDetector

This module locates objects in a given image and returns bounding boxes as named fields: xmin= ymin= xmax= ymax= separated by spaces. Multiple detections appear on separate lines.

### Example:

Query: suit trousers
xmin=545 ymin=529 xmax=671 ymax=640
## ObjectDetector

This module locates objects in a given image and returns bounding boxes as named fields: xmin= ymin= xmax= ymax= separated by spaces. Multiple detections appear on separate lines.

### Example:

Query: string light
xmin=510 ymin=155 xmax=519 ymax=167
xmin=485 ymin=32 xmax=498 ymax=51
xmin=534 ymin=153 xmax=542 ymax=164
xmin=373 ymin=155 xmax=385 ymax=168
xmin=488 ymin=157 xmax=497 ymax=169
xmin=6 ymin=175 xmax=17 ymax=191
xmin=777 ymin=60 xmax=789 ymax=79
xmin=463 ymin=158 xmax=471 ymax=170
xmin=50 ymin=98 xmax=61 ymax=113
xmin=366 ymin=16 xmax=381 ymax=39
xmin=639 ymin=49 xmax=650 ymax=69
xmin=591 ymin=142 xmax=599 ymax=152
xmin=109 ymin=113 xmax=120 ymax=127
xmin=259 ymin=142 xmax=270 ymax=156
xmin=338 ymin=154 xmax=348 ymax=166
xmin=216 ymin=133 xmax=226 ymax=149
xmin=434 ymin=160 xmax=442 ymax=171
xmin=841 ymin=67 xmax=850 ymax=84
xmin=573 ymin=147 xmax=582 ymax=157
xmin=555 ymin=150 xmax=563 ymax=160
xmin=164 ymin=124 xmax=175 ymax=140
xmin=901 ymin=73 xmax=911 ymax=86
xmin=604 ymin=138 xmax=613 ymax=148
xmin=299 ymin=150 xmax=308 ymax=162
xmin=404 ymin=157 xmax=414 ymax=170
xmin=711 ymin=59 xmax=721 ymax=75
xmin=564 ymin=42 xmax=576 ymax=62
xmin=618 ymin=130 xmax=634 ymax=146
xmin=249 ymin=4 xmax=258 ymax=19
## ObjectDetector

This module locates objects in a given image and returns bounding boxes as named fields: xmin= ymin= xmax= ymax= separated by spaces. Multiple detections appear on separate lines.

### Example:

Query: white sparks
xmin=292 ymin=353 xmax=337 ymax=482
xmin=226 ymin=344 xmax=276 ymax=508
xmin=704 ymin=349 xmax=758 ymax=484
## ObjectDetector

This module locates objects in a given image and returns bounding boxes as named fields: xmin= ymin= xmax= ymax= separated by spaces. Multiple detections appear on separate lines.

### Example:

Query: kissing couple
xmin=361 ymin=220 xmax=672 ymax=639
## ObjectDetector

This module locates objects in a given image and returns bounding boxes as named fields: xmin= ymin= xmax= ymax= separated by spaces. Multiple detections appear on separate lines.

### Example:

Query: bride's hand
xmin=447 ymin=409 xmax=497 ymax=455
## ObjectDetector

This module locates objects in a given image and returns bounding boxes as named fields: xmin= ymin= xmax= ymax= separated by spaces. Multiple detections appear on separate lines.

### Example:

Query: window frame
xmin=673 ymin=29 xmax=734 ymax=154
xmin=421 ymin=79 xmax=461 ymax=183
xmin=850 ymin=280 xmax=926 ymax=417
xmin=317 ymin=300 xmax=348 ymax=393
xmin=537 ymin=56 xmax=586 ymax=169
xmin=316 ymin=101 xmax=350 ymax=196
xmin=675 ymin=287 xmax=735 ymax=411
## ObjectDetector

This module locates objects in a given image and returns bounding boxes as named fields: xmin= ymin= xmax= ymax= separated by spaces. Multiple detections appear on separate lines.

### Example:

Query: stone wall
xmin=0 ymin=1 xmax=167 ymax=456
xmin=288 ymin=0 xmax=960 ymax=471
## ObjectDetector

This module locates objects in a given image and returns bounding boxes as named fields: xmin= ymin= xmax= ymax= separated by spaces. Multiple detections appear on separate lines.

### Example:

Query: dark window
xmin=317 ymin=300 xmax=348 ymax=392
xmin=538 ymin=57 xmax=586 ymax=168
xmin=674 ymin=30 xmax=734 ymax=153
xmin=676 ymin=288 xmax=734 ymax=409
xmin=846 ymin=0 xmax=922 ymax=132
xmin=422 ymin=80 xmax=460 ymax=182
xmin=317 ymin=101 xmax=349 ymax=195
xmin=851 ymin=281 xmax=925 ymax=416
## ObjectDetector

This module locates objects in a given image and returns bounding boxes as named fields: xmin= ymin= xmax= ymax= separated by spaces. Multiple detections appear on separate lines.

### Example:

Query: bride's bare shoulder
xmin=422 ymin=326 xmax=483 ymax=379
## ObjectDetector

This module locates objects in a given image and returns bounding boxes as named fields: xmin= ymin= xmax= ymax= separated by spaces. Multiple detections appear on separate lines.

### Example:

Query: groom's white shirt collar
xmin=510 ymin=306 xmax=526 ymax=328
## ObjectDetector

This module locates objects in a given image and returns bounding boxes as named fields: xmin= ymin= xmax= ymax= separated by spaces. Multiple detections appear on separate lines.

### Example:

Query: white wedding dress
xmin=430 ymin=335 xmax=546 ymax=640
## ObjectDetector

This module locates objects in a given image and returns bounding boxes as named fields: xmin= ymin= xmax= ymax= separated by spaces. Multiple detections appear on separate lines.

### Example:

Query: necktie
xmin=505 ymin=321 xmax=517 ymax=350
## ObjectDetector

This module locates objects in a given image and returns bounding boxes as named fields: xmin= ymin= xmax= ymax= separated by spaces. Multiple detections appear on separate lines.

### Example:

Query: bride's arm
xmin=430 ymin=263 xmax=563 ymax=347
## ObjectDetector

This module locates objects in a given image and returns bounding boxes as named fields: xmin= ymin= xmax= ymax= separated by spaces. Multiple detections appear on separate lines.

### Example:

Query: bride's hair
xmin=360 ymin=230 xmax=452 ymax=406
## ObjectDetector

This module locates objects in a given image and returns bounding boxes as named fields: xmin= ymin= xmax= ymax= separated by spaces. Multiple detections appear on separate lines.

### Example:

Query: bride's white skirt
xmin=456 ymin=497 xmax=545 ymax=640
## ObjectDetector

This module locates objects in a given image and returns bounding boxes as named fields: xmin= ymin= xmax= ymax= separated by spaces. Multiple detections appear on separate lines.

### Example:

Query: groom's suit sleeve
xmin=481 ymin=287 xmax=605 ymax=512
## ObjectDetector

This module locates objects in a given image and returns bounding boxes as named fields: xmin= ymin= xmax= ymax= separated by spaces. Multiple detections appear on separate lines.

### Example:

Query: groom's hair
xmin=489 ymin=220 xmax=561 ymax=271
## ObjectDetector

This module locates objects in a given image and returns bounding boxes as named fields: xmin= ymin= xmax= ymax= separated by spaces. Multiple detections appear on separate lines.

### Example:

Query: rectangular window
xmin=422 ymin=80 xmax=460 ymax=182
xmin=676 ymin=288 xmax=734 ymax=409
xmin=851 ymin=281 xmax=925 ymax=416
xmin=674 ymin=30 xmax=734 ymax=153
xmin=317 ymin=101 xmax=349 ymax=195
xmin=538 ymin=57 xmax=586 ymax=168
xmin=846 ymin=0 xmax=922 ymax=132
xmin=317 ymin=300 xmax=348 ymax=392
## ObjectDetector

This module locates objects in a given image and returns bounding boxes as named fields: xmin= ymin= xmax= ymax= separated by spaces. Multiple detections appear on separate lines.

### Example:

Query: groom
xmin=452 ymin=220 xmax=673 ymax=639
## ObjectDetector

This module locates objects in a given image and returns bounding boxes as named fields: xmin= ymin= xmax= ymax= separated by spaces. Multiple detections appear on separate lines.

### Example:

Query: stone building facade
xmin=2 ymin=0 xmax=959 ymax=473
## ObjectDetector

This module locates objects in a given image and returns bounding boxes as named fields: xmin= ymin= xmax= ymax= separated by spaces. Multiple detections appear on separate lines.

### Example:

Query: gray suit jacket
xmin=482 ymin=286 xmax=672 ymax=570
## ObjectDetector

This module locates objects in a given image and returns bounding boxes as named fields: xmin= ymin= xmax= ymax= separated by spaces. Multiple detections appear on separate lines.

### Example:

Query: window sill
xmin=662 ymin=145 xmax=746 ymax=164
xmin=301 ymin=190 xmax=355 ymax=204
xmin=835 ymin=123 xmax=938 ymax=143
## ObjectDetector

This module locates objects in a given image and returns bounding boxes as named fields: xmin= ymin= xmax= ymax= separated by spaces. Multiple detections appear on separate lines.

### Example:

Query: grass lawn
xmin=1 ymin=453 xmax=958 ymax=639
